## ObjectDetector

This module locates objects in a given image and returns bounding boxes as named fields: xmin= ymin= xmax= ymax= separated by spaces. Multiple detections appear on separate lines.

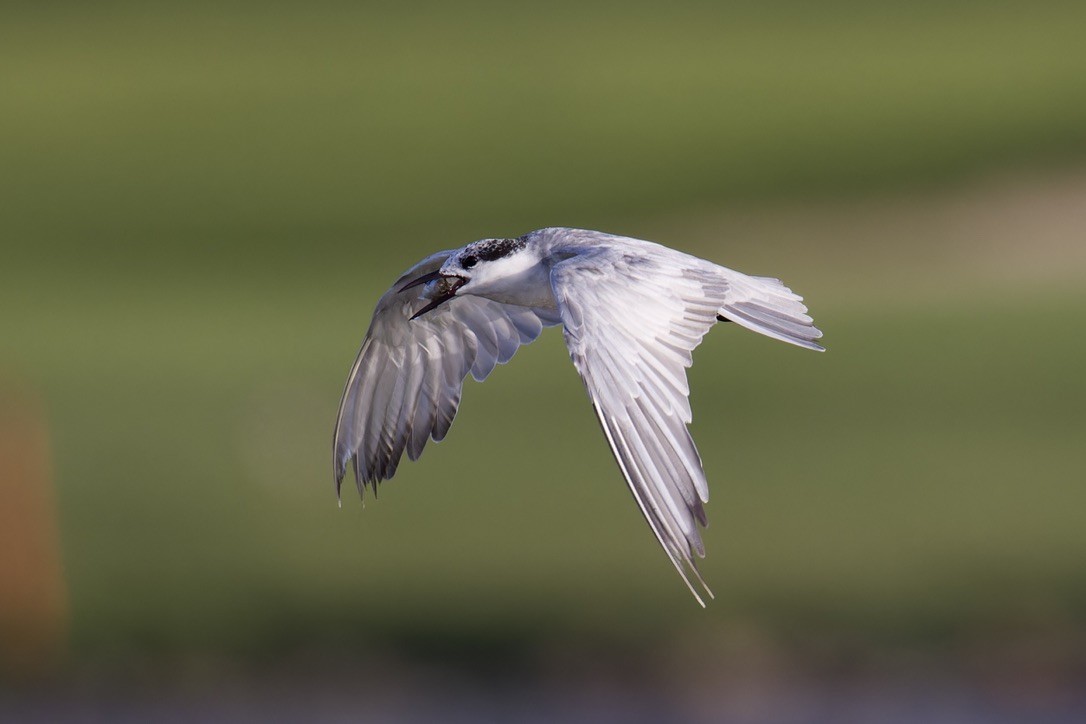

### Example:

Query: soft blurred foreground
xmin=2 ymin=1 xmax=1085 ymax=721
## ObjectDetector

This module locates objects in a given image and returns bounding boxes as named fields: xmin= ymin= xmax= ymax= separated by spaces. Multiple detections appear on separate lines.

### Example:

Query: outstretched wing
xmin=333 ymin=251 xmax=557 ymax=499
xmin=550 ymin=245 xmax=822 ymax=605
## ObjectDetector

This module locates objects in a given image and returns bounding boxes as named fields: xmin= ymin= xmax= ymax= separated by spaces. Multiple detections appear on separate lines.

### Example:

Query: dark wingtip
xmin=334 ymin=453 xmax=370 ymax=507
xmin=334 ymin=461 xmax=346 ymax=507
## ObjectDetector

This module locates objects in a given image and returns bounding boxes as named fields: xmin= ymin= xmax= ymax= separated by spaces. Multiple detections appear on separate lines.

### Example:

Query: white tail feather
xmin=718 ymin=274 xmax=825 ymax=351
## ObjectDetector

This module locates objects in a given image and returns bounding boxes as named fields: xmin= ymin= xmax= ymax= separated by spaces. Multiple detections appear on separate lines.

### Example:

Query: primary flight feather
xmin=333 ymin=227 xmax=823 ymax=605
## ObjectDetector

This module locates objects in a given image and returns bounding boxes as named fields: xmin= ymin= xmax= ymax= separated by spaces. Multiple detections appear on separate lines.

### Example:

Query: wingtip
xmin=672 ymin=555 xmax=715 ymax=607
xmin=334 ymin=454 xmax=370 ymax=507
xmin=333 ymin=450 xmax=347 ymax=499
xmin=688 ymin=582 xmax=711 ymax=608
xmin=334 ymin=474 xmax=347 ymax=508
xmin=687 ymin=560 xmax=715 ymax=606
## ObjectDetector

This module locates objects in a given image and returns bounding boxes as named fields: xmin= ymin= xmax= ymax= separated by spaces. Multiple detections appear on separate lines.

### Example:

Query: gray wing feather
xmin=549 ymin=242 xmax=823 ymax=605
xmin=551 ymin=249 xmax=726 ymax=605
xmin=333 ymin=251 xmax=554 ymax=498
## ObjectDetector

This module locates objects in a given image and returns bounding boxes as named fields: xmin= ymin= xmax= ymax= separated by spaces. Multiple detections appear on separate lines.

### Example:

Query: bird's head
xmin=399 ymin=237 xmax=529 ymax=319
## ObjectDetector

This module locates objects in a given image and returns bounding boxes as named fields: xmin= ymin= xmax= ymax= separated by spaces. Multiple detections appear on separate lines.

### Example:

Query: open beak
xmin=398 ymin=270 xmax=441 ymax=293
xmin=399 ymin=271 xmax=467 ymax=320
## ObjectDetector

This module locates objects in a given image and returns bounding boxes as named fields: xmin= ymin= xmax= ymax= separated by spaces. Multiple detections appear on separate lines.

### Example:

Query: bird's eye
xmin=462 ymin=254 xmax=477 ymax=268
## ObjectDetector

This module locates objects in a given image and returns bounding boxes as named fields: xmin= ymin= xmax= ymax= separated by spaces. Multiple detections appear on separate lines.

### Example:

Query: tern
xmin=333 ymin=227 xmax=823 ymax=604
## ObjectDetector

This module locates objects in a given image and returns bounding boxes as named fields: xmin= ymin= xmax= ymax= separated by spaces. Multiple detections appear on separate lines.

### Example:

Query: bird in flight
xmin=333 ymin=227 xmax=823 ymax=605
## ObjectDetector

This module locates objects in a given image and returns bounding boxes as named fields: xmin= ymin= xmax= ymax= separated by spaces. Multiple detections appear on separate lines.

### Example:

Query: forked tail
xmin=716 ymin=274 xmax=825 ymax=351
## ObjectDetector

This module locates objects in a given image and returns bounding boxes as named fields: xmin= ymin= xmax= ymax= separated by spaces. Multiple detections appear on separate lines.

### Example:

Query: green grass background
xmin=2 ymin=0 xmax=1085 ymax=660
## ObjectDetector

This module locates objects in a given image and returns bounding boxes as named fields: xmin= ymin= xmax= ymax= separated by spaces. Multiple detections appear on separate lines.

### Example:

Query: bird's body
xmin=333 ymin=227 xmax=823 ymax=604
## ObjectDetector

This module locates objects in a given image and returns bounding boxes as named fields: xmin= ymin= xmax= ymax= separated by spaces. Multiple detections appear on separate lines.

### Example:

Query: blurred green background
xmin=3 ymin=0 xmax=1085 ymax=718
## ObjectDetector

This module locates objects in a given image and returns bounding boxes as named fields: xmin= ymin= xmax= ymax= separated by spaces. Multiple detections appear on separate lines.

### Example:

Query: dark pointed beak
xmin=398 ymin=270 xmax=442 ymax=293
xmin=399 ymin=271 xmax=467 ymax=320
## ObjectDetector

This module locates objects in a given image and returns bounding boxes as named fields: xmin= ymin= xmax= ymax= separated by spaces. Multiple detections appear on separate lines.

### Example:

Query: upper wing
xmin=333 ymin=251 xmax=557 ymax=499
xmin=550 ymin=245 xmax=822 ymax=605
